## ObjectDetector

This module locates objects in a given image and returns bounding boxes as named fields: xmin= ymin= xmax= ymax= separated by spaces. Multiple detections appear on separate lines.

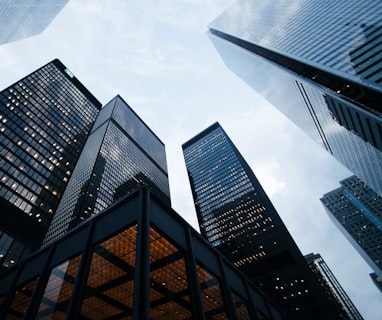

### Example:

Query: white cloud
xmin=0 ymin=1 xmax=379 ymax=318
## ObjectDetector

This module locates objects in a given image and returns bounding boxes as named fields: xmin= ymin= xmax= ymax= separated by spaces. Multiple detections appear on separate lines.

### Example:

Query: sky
xmin=0 ymin=1 xmax=380 ymax=318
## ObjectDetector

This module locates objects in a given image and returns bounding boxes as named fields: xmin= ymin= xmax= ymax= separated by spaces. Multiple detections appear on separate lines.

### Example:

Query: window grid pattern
xmin=0 ymin=192 xmax=291 ymax=319
xmin=230 ymin=290 xmax=251 ymax=320
xmin=149 ymin=228 xmax=192 ymax=319
xmin=0 ymin=61 xmax=99 ymax=226
xmin=305 ymin=253 xmax=363 ymax=320
xmin=209 ymin=28 xmax=382 ymax=197
xmin=321 ymin=175 xmax=382 ymax=278
xmin=44 ymin=96 xmax=170 ymax=244
xmin=80 ymin=225 xmax=137 ymax=319
xmin=5 ymin=277 xmax=39 ymax=319
xmin=0 ymin=1 xmax=68 ymax=44
xmin=37 ymin=254 xmax=81 ymax=319
xmin=211 ymin=0 xmax=382 ymax=89
xmin=183 ymin=123 xmax=344 ymax=318
xmin=196 ymin=264 xmax=227 ymax=319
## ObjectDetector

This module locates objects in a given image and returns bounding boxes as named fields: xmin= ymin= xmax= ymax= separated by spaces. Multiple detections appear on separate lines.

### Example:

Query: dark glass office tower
xmin=0 ymin=188 xmax=290 ymax=320
xmin=208 ymin=0 xmax=382 ymax=197
xmin=44 ymin=95 xmax=170 ymax=245
xmin=321 ymin=175 xmax=382 ymax=282
xmin=183 ymin=122 xmax=346 ymax=319
xmin=0 ymin=0 xmax=69 ymax=44
xmin=304 ymin=253 xmax=363 ymax=319
xmin=0 ymin=59 xmax=101 ymax=269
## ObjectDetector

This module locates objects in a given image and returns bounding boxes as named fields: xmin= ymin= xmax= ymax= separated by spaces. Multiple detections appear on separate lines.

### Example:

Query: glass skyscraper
xmin=208 ymin=0 xmax=382 ymax=196
xmin=0 ymin=0 xmax=69 ymax=44
xmin=304 ymin=253 xmax=363 ymax=319
xmin=321 ymin=175 xmax=382 ymax=282
xmin=44 ymin=95 xmax=170 ymax=245
xmin=0 ymin=188 xmax=290 ymax=319
xmin=0 ymin=59 xmax=101 ymax=270
xmin=183 ymin=122 xmax=348 ymax=319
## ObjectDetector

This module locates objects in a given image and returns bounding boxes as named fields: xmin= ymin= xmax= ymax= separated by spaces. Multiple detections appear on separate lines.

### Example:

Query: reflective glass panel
xmin=149 ymin=227 xmax=192 ymax=319
xmin=196 ymin=264 xmax=227 ymax=319
xmin=5 ymin=277 xmax=39 ymax=319
xmin=80 ymin=225 xmax=137 ymax=319
xmin=36 ymin=254 xmax=81 ymax=319
xmin=231 ymin=290 xmax=250 ymax=320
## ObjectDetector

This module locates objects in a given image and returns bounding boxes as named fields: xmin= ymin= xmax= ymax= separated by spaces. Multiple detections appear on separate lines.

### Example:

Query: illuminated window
xmin=149 ymin=227 xmax=192 ymax=319
xmin=37 ymin=255 xmax=81 ymax=318
xmin=231 ymin=290 xmax=250 ymax=319
xmin=80 ymin=225 xmax=137 ymax=319
xmin=196 ymin=264 xmax=228 ymax=319
xmin=6 ymin=277 xmax=39 ymax=318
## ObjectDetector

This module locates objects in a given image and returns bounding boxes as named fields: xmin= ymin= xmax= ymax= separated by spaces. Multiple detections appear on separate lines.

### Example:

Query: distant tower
xmin=0 ymin=59 xmax=101 ymax=269
xmin=182 ymin=122 xmax=348 ymax=319
xmin=44 ymin=95 xmax=170 ymax=245
xmin=0 ymin=0 xmax=69 ymax=44
xmin=321 ymin=175 xmax=382 ymax=282
xmin=305 ymin=253 xmax=363 ymax=319
xmin=208 ymin=0 xmax=382 ymax=197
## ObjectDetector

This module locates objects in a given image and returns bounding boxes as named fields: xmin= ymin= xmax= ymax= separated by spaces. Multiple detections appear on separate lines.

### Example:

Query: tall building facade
xmin=0 ymin=188 xmax=291 ymax=319
xmin=182 ymin=122 xmax=349 ymax=319
xmin=208 ymin=0 xmax=382 ymax=197
xmin=44 ymin=95 xmax=170 ymax=245
xmin=0 ymin=0 xmax=68 ymax=44
xmin=0 ymin=59 xmax=101 ymax=269
xmin=321 ymin=175 xmax=382 ymax=280
xmin=304 ymin=253 xmax=363 ymax=319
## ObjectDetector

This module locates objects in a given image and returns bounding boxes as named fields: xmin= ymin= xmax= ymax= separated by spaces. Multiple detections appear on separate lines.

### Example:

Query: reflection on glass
xmin=231 ymin=290 xmax=250 ymax=320
xmin=5 ymin=277 xmax=39 ymax=319
xmin=149 ymin=227 xmax=191 ymax=319
xmin=196 ymin=264 xmax=228 ymax=319
xmin=80 ymin=225 xmax=137 ymax=319
xmin=37 ymin=255 xmax=81 ymax=319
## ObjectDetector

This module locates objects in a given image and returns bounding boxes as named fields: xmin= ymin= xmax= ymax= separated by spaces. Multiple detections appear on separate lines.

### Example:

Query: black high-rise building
xmin=208 ymin=0 xmax=382 ymax=197
xmin=0 ymin=59 xmax=101 ymax=269
xmin=304 ymin=253 xmax=363 ymax=319
xmin=182 ymin=122 xmax=351 ymax=319
xmin=44 ymin=95 xmax=170 ymax=245
xmin=0 ymin=188 xmax=291 ymax=319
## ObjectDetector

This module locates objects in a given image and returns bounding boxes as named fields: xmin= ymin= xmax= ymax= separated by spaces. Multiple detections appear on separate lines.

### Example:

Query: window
xmin=80 ymin=225 xmax=137 ymax=319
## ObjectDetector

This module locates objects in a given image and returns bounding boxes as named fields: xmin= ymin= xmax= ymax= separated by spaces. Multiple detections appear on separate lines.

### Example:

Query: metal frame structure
xmin=0 ymin=188 xmax=290 ymax=319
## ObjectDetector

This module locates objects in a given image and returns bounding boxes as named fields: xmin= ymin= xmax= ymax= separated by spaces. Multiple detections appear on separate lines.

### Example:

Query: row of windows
xmin=45 ymin=117 xmax=170 ymax=243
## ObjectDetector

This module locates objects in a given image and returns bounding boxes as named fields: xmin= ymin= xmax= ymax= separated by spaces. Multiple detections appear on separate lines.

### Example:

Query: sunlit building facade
xmin=44 ymin=95 xmax=170 ymax=245
xmin=0 ymin=0 xmax=68 ymax=44
xmin=182 ymin=122 xmax=344 ymax=319
xmin=208 ymin=0 xmax=382 ymax=197
xmin=304 ymin=253 xmax=363 ymax=319
xmin=0 ymin=188 xmax=291 ymax=320
xmin=321 ymin=175 xmax=382 ymax=281
xmin=0 ymin=59 xmax=101 ymax=270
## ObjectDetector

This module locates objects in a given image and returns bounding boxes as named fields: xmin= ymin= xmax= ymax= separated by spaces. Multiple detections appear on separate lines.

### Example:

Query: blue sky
xmin=0 ymin=1 xmax=379 ymax=318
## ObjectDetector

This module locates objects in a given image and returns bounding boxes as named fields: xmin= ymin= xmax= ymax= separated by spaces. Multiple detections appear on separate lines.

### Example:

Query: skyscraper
xmin=44 ymin=95 xmax=170 ymax=245
xmin=321 ymin=175 xmax=382 ymax=281
xmin=0 ymin=188 xmax=290 ymax=319
xmin=0 ymin=59 xmax=101 ymax=269
xmin=304 ymin=253 xmax=363 ymax=319
xmin=0 ymin=0 xmax=69 ymax=44
xmin=208 ymin=0 xmax=382 ymax=196
xmin=182 ymin=122 xmax=346 ymax=319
